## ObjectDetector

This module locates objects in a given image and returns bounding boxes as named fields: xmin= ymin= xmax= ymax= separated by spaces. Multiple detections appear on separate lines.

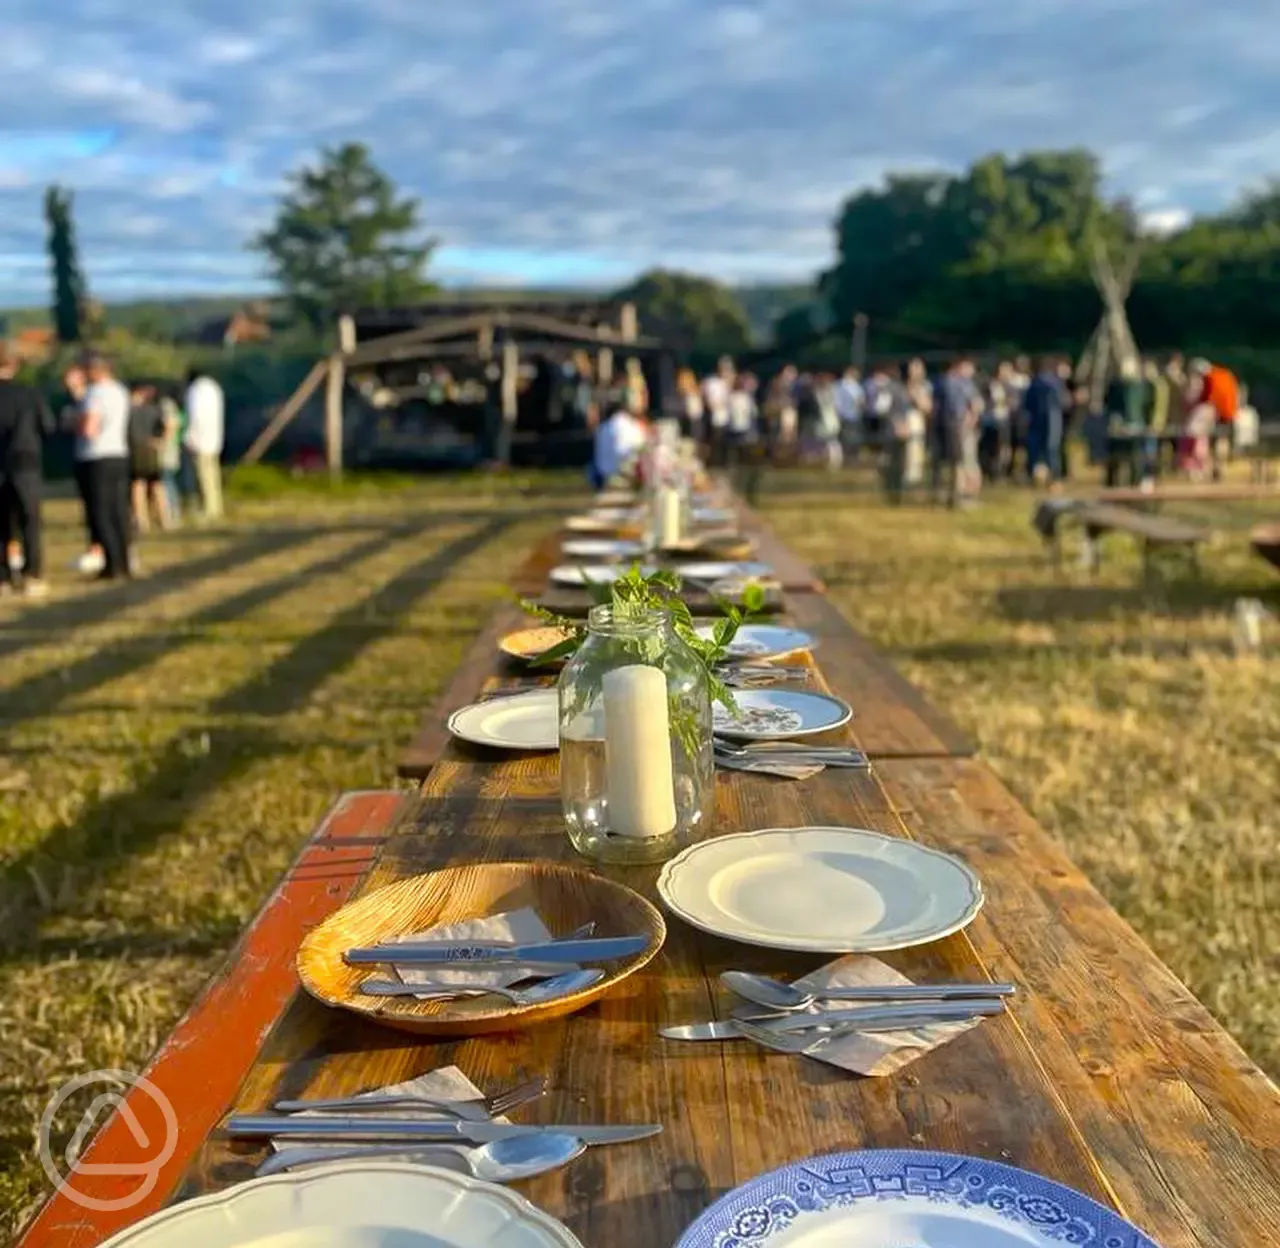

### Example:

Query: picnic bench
xmin=18 ymin=492 xmax=1280 ymax=1248
xmin=1033 ymin=498 xmax=1212 ymax=576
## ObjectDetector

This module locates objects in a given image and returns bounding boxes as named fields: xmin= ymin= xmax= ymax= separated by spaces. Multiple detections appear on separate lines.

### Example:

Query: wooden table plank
xmin=875 ymin=756 xmax=1280 ymax=1248
xmin=17 ymin=791 xmax=405 ymax=1248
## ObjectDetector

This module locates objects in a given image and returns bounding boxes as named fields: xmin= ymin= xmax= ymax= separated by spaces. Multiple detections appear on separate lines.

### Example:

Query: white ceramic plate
xmin=549 ymin=563 xmax=657 ymax=587
xmin=99 ymin=1161 xmax=582 ymax=1247
xmin=678 ymin=561 xmax=772 ymax=582
xmin=561 ymin=538 xmax=647 ymax=560
xmin=675 ymin=1149 xmax=1159 ymax=1247
xmin=696 ymin=623 xmax=815 ymax=661
xmin=693 ymin=506 xmax=735 ymax=524
xmin=713 ymin=689 xmax=850 ymax=740
xmin=595 ymin=490 xmax=637 ymax=507
xmin=657 ymin=826 xmax=985 ymax=953
xmin=448 ymin=690 xmax=559 ymax=751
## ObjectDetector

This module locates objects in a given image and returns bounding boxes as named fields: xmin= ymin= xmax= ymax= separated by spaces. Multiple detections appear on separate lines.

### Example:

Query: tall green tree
xmin=44 ymin=185 xmax=87 ymax=344
xmin=253 ymin=143 xmax=436 ymax=330
xmin=613 ymin=269 xmax=751 ymax=355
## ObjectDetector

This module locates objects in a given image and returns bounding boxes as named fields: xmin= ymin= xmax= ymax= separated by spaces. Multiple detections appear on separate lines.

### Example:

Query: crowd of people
xmin=591 ymin=351 xmax=1256 ymax=506
xmin=0 ymin=348 xmax=226 ymax=598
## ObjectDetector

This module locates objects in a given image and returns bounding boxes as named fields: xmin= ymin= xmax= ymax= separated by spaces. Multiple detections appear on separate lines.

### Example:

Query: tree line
xmin=34 ymin=143 xmax=1280 ymax=372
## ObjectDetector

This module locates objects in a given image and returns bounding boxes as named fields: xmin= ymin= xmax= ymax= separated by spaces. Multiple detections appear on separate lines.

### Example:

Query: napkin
xmin=271 ymin=1065 xmax=494 ymax=1156
xmin=737 ymin=955 xmax=991 ymax=1076
xmin=389 ymin=907 xmax=573 ymax=997
xmin=715 ymin=754 xmax=824 ymax=781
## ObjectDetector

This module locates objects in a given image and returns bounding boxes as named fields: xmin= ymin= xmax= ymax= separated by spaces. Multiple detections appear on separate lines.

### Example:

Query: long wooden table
xmin=19 ymin=500 xmax=1280 ymax=1248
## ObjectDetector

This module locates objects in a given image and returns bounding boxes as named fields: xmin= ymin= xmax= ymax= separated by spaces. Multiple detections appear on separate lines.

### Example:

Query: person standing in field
xmin=184 ymin=367 xmax=225 ymax=522
xmin=701 ymin=357 xmax=734 ymax=466
xmin=128 ymin=381 xmax=171 ymax=533
xmin=0 ymin=343 xmax=55 ymax=597
xmin=903 ymin=358 xmax=932 ymax=487
xmin=79 ymin=353 xmax=133 ymax=580
xmin=931 ymin=356 xmax=981 ymax=507
xmin=1024 ymin=357 xmax=1068 ymax=486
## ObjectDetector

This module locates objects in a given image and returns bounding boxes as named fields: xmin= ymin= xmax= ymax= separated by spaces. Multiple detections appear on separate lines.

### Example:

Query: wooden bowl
xmin=499 ymin=626 xmax=576 ymax=665
xmin=297 ymin=862 xmax=666 ymax=1036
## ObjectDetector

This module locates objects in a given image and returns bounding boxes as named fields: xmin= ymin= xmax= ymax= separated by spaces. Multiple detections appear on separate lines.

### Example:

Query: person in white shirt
xmin=184 ymin=369 xmax=225 ymax=521
xmin=701 ymin=356 xmax=734 ymax=465
xmin=591 ymin=396 xmax=648 ymax=488
xmin=78 ymin=354 xmax=133 ymax=579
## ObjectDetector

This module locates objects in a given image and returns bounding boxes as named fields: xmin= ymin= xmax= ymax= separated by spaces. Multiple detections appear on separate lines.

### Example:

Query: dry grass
xmin=0 ymin=478 xmax=572 ymax=1235
xmin=759 ymin=470 xmax=1280 ymax=1081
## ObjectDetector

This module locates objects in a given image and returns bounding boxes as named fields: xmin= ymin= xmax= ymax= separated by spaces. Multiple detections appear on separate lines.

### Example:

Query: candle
xmin=657 ymin=485 xmax=682 ymax=549
xmin=602 ymin=665 xmax=677 ymax=839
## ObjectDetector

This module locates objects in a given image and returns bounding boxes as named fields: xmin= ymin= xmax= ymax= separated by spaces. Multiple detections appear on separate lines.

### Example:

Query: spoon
xmin=721 ymin=970 xmax=1018 ymax=1012
xmin=256 ymin=1131 xmax=586 ymax=1180
xmin=360 ymin=967 xmax=605 ymax=1004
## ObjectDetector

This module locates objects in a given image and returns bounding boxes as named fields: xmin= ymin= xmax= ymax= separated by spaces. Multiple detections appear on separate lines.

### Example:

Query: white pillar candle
xmin=657 ymin=485 xmax=682 ymax=549
xmin=602 ymin=664 xmax=677 ymax=839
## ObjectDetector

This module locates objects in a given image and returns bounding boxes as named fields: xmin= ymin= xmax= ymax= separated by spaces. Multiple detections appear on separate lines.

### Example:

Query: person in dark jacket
xmin=0 ymin=344 xmax=55 ymax=596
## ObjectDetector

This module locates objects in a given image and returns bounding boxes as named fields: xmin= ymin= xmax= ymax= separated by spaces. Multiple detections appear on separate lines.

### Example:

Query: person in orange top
xmin=1189 ymin=358 xmax=1239 ymax=479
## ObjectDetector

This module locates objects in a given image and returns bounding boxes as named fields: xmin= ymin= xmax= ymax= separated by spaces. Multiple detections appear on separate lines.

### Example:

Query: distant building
xmin=11 ymin=327 xmax=55 ymax=363
xmin=182 ymin=304 xmax=273 ymax=348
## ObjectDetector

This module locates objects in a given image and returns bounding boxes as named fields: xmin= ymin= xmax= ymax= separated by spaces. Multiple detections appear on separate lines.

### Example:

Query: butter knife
xmin=225 ymin=1114 xmax=660 ymax=1145
xmin=344 ymin=936 xmax=650 ymax=966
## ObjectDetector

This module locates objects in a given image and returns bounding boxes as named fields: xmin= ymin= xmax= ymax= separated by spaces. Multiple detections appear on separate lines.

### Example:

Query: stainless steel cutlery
xmin=273 ymin=1076 xmax=547 ymax=1118
xmin=344 ymin=935 xmax=649 ymax=967
xmin=226 ymin=1113 xmax=661 ymax=1146
xmin=720 ymin=970 xmax=1016 ymax=1012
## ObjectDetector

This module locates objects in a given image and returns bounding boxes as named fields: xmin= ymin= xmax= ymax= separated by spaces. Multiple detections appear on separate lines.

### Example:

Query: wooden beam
xmin=337 ymin=314 xmax=356 ymax=355
xmin=239 ymin=360 xmax=327 ymax=465
xmin=620 ymin=302 xmax=638 ymax=342
xmin=478 ymin=322 xmax=493 ymax=362
xmin=325 ymin=355 xmax=345 ymax=480
xmin=598 ymin=346 xmax=614 ymax=385
xmin=344 ymin=313 xmax=497 ymax=366
xmin=495 ymin=338 xmax=520 ymax=465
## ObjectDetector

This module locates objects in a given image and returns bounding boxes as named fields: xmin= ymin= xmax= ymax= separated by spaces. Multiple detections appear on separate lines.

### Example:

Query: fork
xmin=713 ymin=741 xmax=869 ymax=769
xmin=273 ymin=1075 xmax=548 ymax=1118
xmin=732 ymin=1018 xmax=931 ymax=1056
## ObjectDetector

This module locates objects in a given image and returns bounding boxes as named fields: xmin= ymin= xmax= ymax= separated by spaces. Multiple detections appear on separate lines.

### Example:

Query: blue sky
xmin=2 ymin=0 xmax=1278 ymax=302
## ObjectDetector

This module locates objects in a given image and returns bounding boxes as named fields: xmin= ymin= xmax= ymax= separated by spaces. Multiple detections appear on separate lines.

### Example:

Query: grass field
xmin=1 ymin=467 xmax=1278 ymax=1234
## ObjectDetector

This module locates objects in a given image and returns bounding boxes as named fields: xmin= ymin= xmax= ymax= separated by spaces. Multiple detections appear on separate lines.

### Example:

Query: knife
xmin=660 ymin=1000 xmax=1004 ymax=1042
xmin=344 ymin=936 xmax=650 ymax=966
xmin=225 ymin=1114 xmax=661 ymax=1145
xmin=759 ymin=1000 xmax=1006 ymax=1034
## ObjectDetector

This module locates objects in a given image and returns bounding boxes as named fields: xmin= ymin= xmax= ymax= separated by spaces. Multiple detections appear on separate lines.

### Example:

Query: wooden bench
xmin=1034 ymin=499 xmax=1211 ymax=577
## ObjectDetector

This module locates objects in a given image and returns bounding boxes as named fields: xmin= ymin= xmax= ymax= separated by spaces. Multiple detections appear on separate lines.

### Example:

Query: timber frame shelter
xmin=240 ymin=299 xmax=670 ymax=474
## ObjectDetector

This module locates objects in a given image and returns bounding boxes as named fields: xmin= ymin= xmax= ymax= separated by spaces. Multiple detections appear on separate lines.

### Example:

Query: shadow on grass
xmin=994 ymin=578 xmax=1280 ymax=625
xmin=0 ymin=528 xmax=315 ymax=662
xmin=892 ymin=635 xmax=1239 ymax=665
xmin=0 ymin=515 xmax=455 ymax=729
xmin=0 ymin=515 xmax=516 ymax=949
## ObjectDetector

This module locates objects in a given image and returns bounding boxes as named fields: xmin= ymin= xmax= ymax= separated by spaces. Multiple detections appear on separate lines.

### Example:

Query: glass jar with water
xmin=559 ymin=604 xmax=714 ymax=864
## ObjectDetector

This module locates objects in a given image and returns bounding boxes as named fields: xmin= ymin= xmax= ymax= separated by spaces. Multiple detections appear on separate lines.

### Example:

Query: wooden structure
xmin=1077 ymin=236 xmax=1142 ymax=411
xmin=1034 ymin=498 xmax=1211 ymax=576
xmin=239 ymin=300 xmax=663 ymax=476
xmin=17 ymin=494 xmax=1280 ymax=1248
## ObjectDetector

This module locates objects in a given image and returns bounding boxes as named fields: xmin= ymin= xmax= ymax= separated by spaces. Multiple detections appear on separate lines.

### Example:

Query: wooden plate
xmin=499 ymin=625 xmax=576 ymax=664
xmin=297 ymin=862 xmax=666 ymax=1036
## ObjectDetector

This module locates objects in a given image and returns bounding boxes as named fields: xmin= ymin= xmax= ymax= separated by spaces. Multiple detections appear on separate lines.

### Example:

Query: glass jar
xmin=559 ymin=605 xmax=714 ymax=864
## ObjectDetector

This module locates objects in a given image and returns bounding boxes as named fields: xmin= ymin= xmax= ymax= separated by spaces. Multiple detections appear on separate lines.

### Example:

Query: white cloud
xmin=0 ymin=0 xmax=1277 ymax=301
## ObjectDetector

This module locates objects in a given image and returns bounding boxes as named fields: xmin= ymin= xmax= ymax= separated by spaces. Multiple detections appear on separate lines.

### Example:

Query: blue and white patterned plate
xmin=676 ymin=1149 xmax=1162 ymax=1247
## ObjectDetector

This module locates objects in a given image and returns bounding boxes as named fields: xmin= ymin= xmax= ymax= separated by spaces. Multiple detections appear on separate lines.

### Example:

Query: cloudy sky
xmin=2 ymin=0 xmax=1278 ymax=302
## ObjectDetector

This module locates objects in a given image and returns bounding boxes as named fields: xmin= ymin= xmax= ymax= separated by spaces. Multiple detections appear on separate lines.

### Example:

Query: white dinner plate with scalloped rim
xmin=657 ymin=826 xmax=984 ymax=952
xmin=99 ymin=1161 xmax=582 ymax=1247
xmin=561 ymin=538 xmax=647 ymax=560
xmin=448 ymin=690 xmax=559 ymax=750
xmin=549 ymin=563 xmax=657 ymax=587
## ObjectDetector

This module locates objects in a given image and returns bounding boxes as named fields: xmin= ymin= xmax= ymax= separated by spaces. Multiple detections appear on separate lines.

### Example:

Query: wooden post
xmin=851 ymin=312 xmax=869 ymax=372
xmin=478 ymin=321 xmax=494 ymax=362
xmin=598 ymin=347 xmax=614 ymax=386
xmin=337 ymin=314 xmax=356 ymax=356
xmin=620 ymin=302 xmax=638 ymax=343
xmin=495 ymin=338 xmax=519 ymax=466
xmin=325 ymin=354 xmax=344 ymax=480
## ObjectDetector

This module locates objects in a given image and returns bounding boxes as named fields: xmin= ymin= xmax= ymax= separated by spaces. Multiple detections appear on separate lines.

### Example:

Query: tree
xmin=253 ymin=143 xmax=436 ymax=330
xmin=44 ymin=185 xmax=87 ymax=344
xmin=612 ymin=269 xmax=751 ymax=355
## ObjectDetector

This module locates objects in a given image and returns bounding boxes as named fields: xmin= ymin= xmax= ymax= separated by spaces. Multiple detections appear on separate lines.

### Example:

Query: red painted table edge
xmin=16 ymin=789 xmax=407 ymax=1248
